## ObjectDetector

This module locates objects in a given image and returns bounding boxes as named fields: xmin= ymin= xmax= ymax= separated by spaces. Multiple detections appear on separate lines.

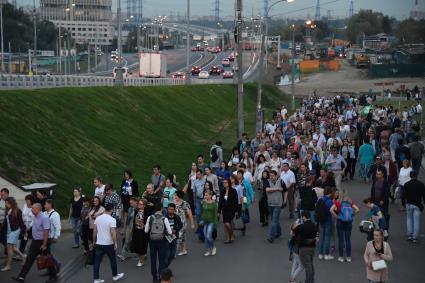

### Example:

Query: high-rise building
xmin=127 ymin=0 xmax=142 ymax=27
xmin=40 ymin=0 xmax=113 ymax=46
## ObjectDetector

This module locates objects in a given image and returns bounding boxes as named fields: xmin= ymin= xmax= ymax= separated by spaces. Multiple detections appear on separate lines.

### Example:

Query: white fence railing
xmin=0 ymin=74 xmax=186 ymax=89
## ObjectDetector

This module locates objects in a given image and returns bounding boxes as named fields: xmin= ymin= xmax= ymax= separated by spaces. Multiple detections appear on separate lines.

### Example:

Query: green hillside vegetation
xmin=0 ymin=84 xmax=288 ymax=210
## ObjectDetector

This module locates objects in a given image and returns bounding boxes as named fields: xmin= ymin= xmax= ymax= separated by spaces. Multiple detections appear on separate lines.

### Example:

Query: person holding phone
xmin=363 ymin=229 xmax=393 ymax=283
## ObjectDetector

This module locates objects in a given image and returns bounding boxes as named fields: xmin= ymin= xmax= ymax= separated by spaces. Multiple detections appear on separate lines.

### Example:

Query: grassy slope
xmin=0 ymin=84 xmax=288 ymax=210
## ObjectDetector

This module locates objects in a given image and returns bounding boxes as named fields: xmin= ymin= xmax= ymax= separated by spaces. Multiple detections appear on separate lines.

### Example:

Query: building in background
xmin=126 ymin=0 xmax=142 ymax=27
xmin=40 ymin=0 xmax=113 ymax=46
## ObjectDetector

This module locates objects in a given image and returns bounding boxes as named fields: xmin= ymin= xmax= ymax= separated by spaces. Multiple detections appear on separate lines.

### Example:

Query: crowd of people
xmin=1 ymin=92 xmax=425 ymax=283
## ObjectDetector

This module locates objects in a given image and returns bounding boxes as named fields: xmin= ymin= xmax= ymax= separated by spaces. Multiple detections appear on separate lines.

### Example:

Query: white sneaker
xmin=136 ymin=261 xmax=144 ymax=267
xmin=94 ymin=279 xmax=105 ymax=283
xmin=211 ymin=247 xmax=217 ymax=256
xmin=346 ymin=257 xmax=352 ymax=262
xmin=324 ymin=255 xmax=334 ymax=260
xmin=337 ymin=257 xmax=344 ymax=262
xmin=113 ymin=273 xmax=124 ymax=281
xmin=204 ymin=250 xmax=211 ymax=257
xmin=318 ymin=254 xmax=324 ymax=260
xmin=177 ymin=250 xmax=188 ymax=256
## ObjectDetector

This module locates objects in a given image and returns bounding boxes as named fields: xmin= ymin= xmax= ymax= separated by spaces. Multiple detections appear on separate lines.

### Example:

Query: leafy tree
xmin=394 ymin=19 xmax=425 ymax=44
xmin=346 ymin=10 xmax=394 ymax=44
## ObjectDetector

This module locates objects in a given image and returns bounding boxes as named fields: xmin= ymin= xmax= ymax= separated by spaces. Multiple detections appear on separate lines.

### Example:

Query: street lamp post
xmin=115 ymin=0 xmax=124 ymax=86
xmin=0 ymin=4 xmax=4 ymax=74
xmin=256 ymin=0 xmax=293 ymax=133
xmin=236 ymin=0 xmax=244 ymax=139
xmin=32 ymin=0 xmax=37 ymax=75
xmin=185 ymin=0 xmax=191 ymax=85
xmin=290 ymin=24 xmax=295 ymax=110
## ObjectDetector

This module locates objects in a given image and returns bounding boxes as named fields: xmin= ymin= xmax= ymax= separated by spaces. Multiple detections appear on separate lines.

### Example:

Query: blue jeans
xmin=203 ymin=223 xmax=215 ymax=249
xmin=268 ymin=206 xmax=282 ymax=239
xmin=406 ymin=204 xmax=421 ymax=239
xmin=168 ymin=240 xmax=177 ymax=265
xmin=412 ymin=159 xmax=421 ymax=176
xmin=195 ymin=197 xmax=203 ymax=224
xmin=319 ymin=223 xmax=332 ymax=255
xmin=93 ymin=244 xmax=118 ymax=280
xmin=70 ymin=217 xmax=81 ymax=246
xmin=336 ymin=220 xmax=352 ymax=257
xmin=149 ymin=239 xmax=169 ymax=279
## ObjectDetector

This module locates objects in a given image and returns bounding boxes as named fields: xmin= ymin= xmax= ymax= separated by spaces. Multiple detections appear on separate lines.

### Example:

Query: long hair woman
xmin=218 ymin=179 xmax=238 ymax=243
xmin=1 ymin=197 xmax=26 ymax=271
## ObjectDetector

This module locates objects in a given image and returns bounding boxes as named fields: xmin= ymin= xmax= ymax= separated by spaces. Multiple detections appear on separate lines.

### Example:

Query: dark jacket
xmin=6 ymin=209 xmax=26 ymax=234
xmin=218 ymin=188 xmax=239 ymax=215
xmin=294 ymin=220 xmax=318 ymax=248
xmin=299 ymin=186 xmax=318 ymax=211
xmin=120 ymin=179 xmax=140 ymax=198
xmin=367 ymin=164 xmax=388 ymax=182
xmin=306 ymin=160 xmax=321 ymax=178
xmin=403 ymin=179 xmax=425 ymax=211
xmin=165 ymin=214 xmax=183 ymax=237
xmin=371 ymin=179 xmax=390 ymax=211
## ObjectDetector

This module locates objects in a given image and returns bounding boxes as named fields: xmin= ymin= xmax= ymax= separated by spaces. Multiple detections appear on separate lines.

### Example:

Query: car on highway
xmin=191 ymin=66 xmax=201 ymax=75
xmin=221 ymin=58 xmax=230 ymax=67
xmin=171 ymin=72 xmax=186 ymax=80
xmin=209 ymin=65 xmax=224 ymax=75
xmin=206 ymin=47 xmax=214 ymax=52
xmin=191 ymin=46 xmax=198 ymax=52
xmin=228 ymin=53 xmax=235 ymax=61
xmin=198 ymin=71 xmax=210 ymax=79
xmin=211 ymin=47 xmax=220 ymax=54
xmin=113 ymin=67 xmax=131 ymax=78
xmin=222 ymin=71 xmax=234 ymax=79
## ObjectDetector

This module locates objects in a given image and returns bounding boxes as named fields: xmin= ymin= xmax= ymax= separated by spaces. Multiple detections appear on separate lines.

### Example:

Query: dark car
xmin=191 ymin=66 xmax=201 ymax=75
xmin=209 ymin=65 xmax=223 ymax=75
xmin=172 ymin=72 xmax=186 ymax=80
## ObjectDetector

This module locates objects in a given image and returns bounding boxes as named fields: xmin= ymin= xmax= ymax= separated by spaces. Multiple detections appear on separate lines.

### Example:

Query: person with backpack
xmin=210 ymin=141 xmax=223 ymax=172
xmin=330 ymin=191 xmax=359 ymax=262
xmin=315 ymin=187 xmax=335 ymax=260
xmin=144 ymin=202 xmax=172 ymax=283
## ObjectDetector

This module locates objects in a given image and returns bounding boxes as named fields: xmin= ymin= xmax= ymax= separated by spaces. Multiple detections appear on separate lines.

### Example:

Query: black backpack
xmin=315 ymin=198 xmax=328 ymax=224
xmin=210 ymin=147 xmax=219 ymax=162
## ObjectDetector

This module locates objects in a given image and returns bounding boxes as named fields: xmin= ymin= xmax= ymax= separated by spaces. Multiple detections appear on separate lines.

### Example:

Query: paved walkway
xmin=2 ymin=175 xmax=425 ymax=283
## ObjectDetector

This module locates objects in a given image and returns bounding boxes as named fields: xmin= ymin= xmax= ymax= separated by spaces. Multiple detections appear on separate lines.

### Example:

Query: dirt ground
xmin=278 ymin=59 xmax=425 ymax=96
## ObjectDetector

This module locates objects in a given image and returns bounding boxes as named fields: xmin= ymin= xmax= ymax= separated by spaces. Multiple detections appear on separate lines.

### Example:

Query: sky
xmin=18 ymin=0 xmax=425 ymax=20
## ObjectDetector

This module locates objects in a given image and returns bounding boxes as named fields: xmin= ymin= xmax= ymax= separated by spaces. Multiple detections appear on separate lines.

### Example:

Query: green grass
xmin=0 ymin=84 xmax=289 ymax=212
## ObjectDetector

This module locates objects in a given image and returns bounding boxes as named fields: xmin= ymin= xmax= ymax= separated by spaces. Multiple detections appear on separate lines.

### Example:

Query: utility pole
xmin=33 ymin=0 xmax=37 ymax=75
xmin=8 ymin=41 xmax=11 ymax=74
xmin=291 ymin=24 xmax=295 ymax=110
xmin=116 ymin=0 xmax=124 ymax=86
xmin=185 ymin=0 xmax=191 ymax=84
xmin=0 ymin=4 xmax=4 ymax=74
xmin=58 ymin=27 xmax=62 ymax=74
xmin=236 ymin=0 xmax=244 ymax=138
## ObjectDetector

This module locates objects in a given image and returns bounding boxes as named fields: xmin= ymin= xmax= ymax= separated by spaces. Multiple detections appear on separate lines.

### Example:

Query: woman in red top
xmin=330 ymin=191 xmax=360 ymax=263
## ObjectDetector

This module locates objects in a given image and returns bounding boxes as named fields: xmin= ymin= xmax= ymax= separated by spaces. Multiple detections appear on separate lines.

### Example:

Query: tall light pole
xmin=236 ymin=0 xmax=244 ymax=138
xmin=290 ymin=24 xmax=295 ymax=110
xmin=256 ymin=0 xmax=293 ymax=133
xmin=185 ymin=0 xmax=191 ymax=84
xmin=33 ymin=0 xmax=37 ymax=75
xmin=116 ymin=0 xmax=124 ymax=86
xmin=0 ymin=4 xmax=4 ymax=74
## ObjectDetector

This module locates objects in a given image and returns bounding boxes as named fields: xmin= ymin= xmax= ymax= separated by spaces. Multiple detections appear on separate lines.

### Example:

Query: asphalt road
xmin=2 ymin=174 xmax=424 ymax=283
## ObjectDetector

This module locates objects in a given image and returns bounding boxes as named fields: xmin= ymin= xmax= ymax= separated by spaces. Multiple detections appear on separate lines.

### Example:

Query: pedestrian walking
xmin=145 ymin=202 xmax=172 ymax=282
xmin=218 ymin=179 xmax=239 ymax=243
xmin=152 ymin=165 xmax=166 ymax=196
xmin=403 ymin=171 xmax=425 ymax=243
xmin=165 ymin=203 xmax=182 ymax=264
xmin=43 ymin=199 xmax=61 ymax=279
xmin=325 ymin=147 xmax=346 ymax=191
xmin=88 ymin=197 xmax=105 ymax=247
xmin=363 ymin=229 xmax=393 ymax=283
xmin=330 ymin=191 xmax=360 ymax=262
xmin=80 ymin=197 xmax=93 ymax=253
xmin=293 ymin=211 xmax=318 ymax=283
xmin=201 ymin=189 xmax=218 ymax=256
xmin=289 ymin=219 xmax=303 ymax=283
xmin=93 ymin=177 xmax=106 ymax=200
xmin=117 ymin=196 xmax=138 ymax=261
xmin=19 ymin=194 xmax=34 ymax=254
xmin=210 ymin=141 xmax=223 ymax=172
xmin=131 ymin=199 xmax=150 ymax=267
xmin=398 ymin=159 xmax=413 ymax=209
xmin=0 ymin=188 xmax=9 ymax=255
xmin=174 ymin=190 xmax=195 ymax=256
xmin=1 ymin=197 xmax=26 ymax=272
xmin=359 ymin=137 xmax=375 ymax=182
xmin=120 ymin=170 xmax=139 ymax=224
xmin=12 ymin=203 xmax=54 ymax=283
xmin=68 ymin=188 xmax=83 ymax=249
xmin=162 ymin=179 xmax=177 ymax=215
xmin=266 ymin=170 xmax=287 ymax=243
xmin=316 ymin=187 xmax=335 ymax=260
xmin=258 ymin=170 xmax=270 ymax=227
xmin=92 ymin=203 xmax=124 ymax=283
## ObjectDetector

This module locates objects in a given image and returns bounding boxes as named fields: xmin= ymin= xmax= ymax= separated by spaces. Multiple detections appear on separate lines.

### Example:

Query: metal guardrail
xmin=0 ymin=74 xmax=185 ymax=89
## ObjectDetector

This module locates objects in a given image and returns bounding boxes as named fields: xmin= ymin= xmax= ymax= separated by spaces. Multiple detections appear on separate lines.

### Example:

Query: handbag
xmin=372 ymin=259 xmax=387 ymax=271
xmin=37 ymin=252 xmax=54 ymax=270
xmin=240 ymin=210 xmax=250 ymax=224
xmin=85 ymin=249 xmax=95 ymax=267
xmin=232 ymin=217 xmax=244 ymax=230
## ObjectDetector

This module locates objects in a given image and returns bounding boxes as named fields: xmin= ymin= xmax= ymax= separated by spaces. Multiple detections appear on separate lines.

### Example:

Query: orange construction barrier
xmin=299 ymin=60 xmax=320 ymax=73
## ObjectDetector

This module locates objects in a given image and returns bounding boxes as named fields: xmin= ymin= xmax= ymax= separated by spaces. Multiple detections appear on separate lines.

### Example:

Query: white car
xmin=198 ymin=71 xmax=209 ymax=79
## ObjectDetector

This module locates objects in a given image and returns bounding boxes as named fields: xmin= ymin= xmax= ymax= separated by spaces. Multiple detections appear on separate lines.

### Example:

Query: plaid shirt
xmin=103 ymin=192 xmax=122 ymax=218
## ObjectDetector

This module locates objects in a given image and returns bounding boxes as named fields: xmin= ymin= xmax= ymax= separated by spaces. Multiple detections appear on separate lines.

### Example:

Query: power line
xmin=269 ymin=0 xmax=345 ymax=17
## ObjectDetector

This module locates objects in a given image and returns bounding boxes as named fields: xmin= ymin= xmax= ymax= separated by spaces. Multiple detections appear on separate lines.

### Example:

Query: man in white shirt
xmin=94 ymin=177 xmax=105 ymax=200
xmin=280 ymin=163 xmax=297 ymax=219
xmin=93 ymin=203 xmax=124 ymax=283
xmin=0 ymin=188 xmax=8 ymax=255
xmin=145 ymin=203 xmax=173 ymax=282
xmin=43 ymin=199 xmax=61 ymax=282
